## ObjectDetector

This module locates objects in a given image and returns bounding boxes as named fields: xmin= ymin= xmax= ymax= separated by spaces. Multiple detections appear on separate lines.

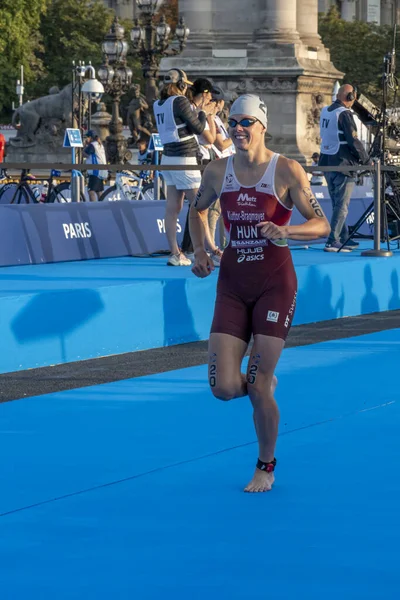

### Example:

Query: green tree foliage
xmin=319 ymin=7 xmax=399 ymax=106
xmin=0 ymin=0 xmax=49 ymax=118
xmin=0 ymin=0 xmax=179 ymax=121
xmin=33 ymin=0 xmax=115 ymax=98
xmin=158 ymin=0 xmax=179 ymax=29
xmin=31 ymin=0 xmax=141 ymax=124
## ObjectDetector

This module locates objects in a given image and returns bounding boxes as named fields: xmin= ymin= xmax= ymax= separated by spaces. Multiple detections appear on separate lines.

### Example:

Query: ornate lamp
xmin=102 ymin=19 xmax=129 ymax=64
xmin=98 ymin=18 xmax=134 ymax=164
xmin=130 ymin=19 xmax=145 ymax=46
xmin=175 ymin=16 xmax=190 ymax=45
xmin=130 ymin=5 xmax=190 ymax=105
xmin=136 ymin=0 xmax=164 ymax=15
xmin=156 ymin=15 xmax=171 ymax=44
xmin=98 ymin=64 xmax=115 ymax=88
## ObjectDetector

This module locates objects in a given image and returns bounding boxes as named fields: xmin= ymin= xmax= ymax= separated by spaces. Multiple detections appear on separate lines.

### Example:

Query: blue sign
xmin=63 ymin=128 xmax=83 ymax=148
xmin=0 ymin=201 xmax=188 ymax=267
xmin=148 ymin=133 xmax=164 ymax=152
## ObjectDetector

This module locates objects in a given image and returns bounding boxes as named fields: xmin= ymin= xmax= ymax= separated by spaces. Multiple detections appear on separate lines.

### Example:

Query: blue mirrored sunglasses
xmin=228 ymin=117 xmax=258 ymax=128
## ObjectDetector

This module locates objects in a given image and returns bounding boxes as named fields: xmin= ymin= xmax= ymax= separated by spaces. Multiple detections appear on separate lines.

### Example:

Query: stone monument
xmin=90 ymin=102 xmax=112 ymax=142
xmin=126 ymin=84 xmax=153 ymax=146
xmin=6 ymin=84 xmax=87 ymax=165
xmin=161 ymin=0 xmax=343 ymax=163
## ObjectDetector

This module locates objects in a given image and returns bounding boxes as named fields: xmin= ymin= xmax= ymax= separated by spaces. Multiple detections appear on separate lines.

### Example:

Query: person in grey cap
xmin=189 ymin=93 xmax=330 ymax=493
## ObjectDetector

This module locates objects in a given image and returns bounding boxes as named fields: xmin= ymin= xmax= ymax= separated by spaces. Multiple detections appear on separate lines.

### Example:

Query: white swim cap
xmin=229 ymin=94 xmax=268 ymax=128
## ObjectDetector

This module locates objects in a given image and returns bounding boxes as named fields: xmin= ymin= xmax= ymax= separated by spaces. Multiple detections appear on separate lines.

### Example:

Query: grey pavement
xmin=0 ymin=310 xmax=399 ymax=403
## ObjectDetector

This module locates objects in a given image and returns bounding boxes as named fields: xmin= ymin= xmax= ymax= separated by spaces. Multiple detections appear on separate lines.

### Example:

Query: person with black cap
xmin=210 ymin=86 xmax=235 ymax=160
xmin=188 ymin=78 xmax=219 ymax=164
xmin=189 ymin=94 xmax=330 ymax=493
xmin=207 ymin=85 xmax=236 ymax=248
xmin=178 ymin=78 xmax=222 ymax=260
xmin=153 ymin=69 xmax=221 ymax=266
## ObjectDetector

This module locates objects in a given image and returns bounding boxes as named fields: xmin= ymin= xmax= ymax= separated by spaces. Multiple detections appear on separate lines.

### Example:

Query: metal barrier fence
xmin=2 ymin=160 xmax=399 ymax=257
xmin=3 ymin=162 xmax=397 ymax=172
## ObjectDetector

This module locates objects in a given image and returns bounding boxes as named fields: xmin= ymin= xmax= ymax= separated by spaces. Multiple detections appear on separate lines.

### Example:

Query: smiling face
xmin=228 ymin=113 xmax=266 ymax=152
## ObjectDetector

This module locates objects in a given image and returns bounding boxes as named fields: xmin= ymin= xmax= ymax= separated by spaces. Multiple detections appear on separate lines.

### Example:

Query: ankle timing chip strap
xmin=256 ymin=458 xmax=277 ymax=473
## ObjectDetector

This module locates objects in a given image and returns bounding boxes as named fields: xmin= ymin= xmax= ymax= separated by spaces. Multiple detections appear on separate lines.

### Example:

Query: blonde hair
xmin=160 ymin=83 xmax=186 ymax=100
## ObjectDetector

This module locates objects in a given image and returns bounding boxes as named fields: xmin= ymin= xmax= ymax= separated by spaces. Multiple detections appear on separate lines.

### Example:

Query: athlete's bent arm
xmin=258 ymin=161 xmax=330 ymax=241
xmin=189 ymin=163 xmax=220 ymax=278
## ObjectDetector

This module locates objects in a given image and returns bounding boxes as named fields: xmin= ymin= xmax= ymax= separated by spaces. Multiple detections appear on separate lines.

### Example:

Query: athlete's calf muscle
xmin=247 ymin=354 xmax=261 ymax=385
xmin=209 ymin=353 xmax=217 ymax=388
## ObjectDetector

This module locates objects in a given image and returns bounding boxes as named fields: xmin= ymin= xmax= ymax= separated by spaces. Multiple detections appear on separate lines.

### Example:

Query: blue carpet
xmin=0 ymin=329 xmax=399 ymax=598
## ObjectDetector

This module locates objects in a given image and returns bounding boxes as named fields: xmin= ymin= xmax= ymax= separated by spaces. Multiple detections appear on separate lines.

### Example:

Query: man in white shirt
xmin=310 ymin=152 xmax=325 ymax=186
xmin=84 ymin=130 xmax=108 ymax=201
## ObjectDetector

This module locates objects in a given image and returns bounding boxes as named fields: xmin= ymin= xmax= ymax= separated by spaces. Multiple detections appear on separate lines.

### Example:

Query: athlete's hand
xmin=256 ymin=221 xmax=288 ymax=240
xmin=192 ymin=249 xmax=215 ymax=278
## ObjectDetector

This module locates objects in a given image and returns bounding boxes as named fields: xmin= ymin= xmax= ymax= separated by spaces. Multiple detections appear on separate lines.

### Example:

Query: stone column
xmin=255 ymin=0 xmax=300 ymax=42
xmin=381 ymin=0 xmax=394 ymax=25
xmin=162 ymin=0 xmax=343 ymax=163
xmin=179 ymin=0 xmax=213 ymax=50
xmin=341 ymin=0 xmax=356 ymax=21
xmin=297 ymin=0 xmax=321 ymax=47
xmin=317 ymin=0 xmax=330 ymax=11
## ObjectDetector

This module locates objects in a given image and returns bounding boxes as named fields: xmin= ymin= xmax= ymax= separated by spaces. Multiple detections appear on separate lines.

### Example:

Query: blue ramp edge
xmin=0 ymin=245 xmax=399 ymax=373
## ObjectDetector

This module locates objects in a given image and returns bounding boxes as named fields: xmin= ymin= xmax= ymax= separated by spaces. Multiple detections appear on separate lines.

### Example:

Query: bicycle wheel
xmin=98 ymin=185 xmax=125 ymax=202
xmin=140 ymin=183 xmax=166 ymax=201
xmin=48 ymin=182 xmax=85 ymax=203
xmin=0 ymin=183 xmax=18 ymax=204
xmin=0 ymin=183 xmax=30 ymax=204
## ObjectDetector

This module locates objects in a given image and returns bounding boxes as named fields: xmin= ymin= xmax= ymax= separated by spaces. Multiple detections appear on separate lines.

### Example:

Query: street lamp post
xmin=98 ymin=17 xmax=133 ymax=164
xmin=71 ymin=61 xmax=104 ymax=165
xmin=130 ymin=0 xmax=190 ymax=105
xmin=81 ymin=64 xmax=105 ymax=132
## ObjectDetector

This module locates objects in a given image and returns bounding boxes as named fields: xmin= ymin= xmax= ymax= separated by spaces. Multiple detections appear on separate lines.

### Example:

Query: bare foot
xmin=244 ymin=468 xmax=275 ymax=493
xmin=271 ymin=374 xmax=278 ymax=395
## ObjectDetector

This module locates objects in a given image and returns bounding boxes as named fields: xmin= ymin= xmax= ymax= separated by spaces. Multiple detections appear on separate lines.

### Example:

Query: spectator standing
xmin=208 ymin=86 xmax=236 ymax=248
xmin=153 ymin=69 xmax=221 ymax=266
xmin=83 ymin=130 xmax=108 ymax=202
xmin=319 ymin=84 xmax=370 ymax=252
xmin=137 ymin=135 xmax=153 ymax=180
xmin=187 ymin=78 xmax=218 ymax=164
xmin=211 ymin=86 xmax=235 ymax=160
xmin=309 ymin=152 xmax=324 ymax=186
xmin=179 ymin=78 xmax=220 ymax=257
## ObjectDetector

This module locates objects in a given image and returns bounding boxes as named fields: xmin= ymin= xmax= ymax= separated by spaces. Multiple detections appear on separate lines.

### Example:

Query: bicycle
xmin=0 ymin=169 xmax=86 ymax=204
xmin=98 ymin=169 xmax=165 ymax=202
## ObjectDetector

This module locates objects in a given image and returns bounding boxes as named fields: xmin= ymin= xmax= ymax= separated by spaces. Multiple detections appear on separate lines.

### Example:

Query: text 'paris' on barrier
xmin=0 ymin=160 xmax=393 ymax=266
xmin=0 ymin=196 xmax=376 ymax=268
xmin=0 ymin=201 xmax=189 ymax=267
